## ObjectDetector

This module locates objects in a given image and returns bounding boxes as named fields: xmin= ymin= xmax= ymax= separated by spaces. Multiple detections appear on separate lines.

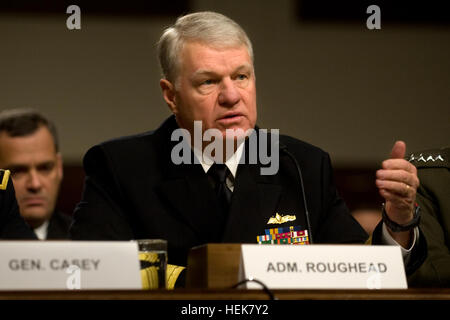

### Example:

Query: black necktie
xmin=207 ymin=163 xmax=232 ymax=215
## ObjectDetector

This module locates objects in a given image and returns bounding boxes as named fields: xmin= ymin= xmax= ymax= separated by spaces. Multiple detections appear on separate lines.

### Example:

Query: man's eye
xmin=236 ymin=74 xmax=248 ymax=80
xmin=202 ymin=79 xmax=214 ymax=85
xmin=38 ymin=164 xmax=54 ymax=173
xmin=10 ymin=169 xmax=26 ymax=177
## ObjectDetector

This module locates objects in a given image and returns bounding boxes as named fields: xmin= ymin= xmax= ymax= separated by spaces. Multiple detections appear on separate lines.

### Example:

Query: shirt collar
xmin=192 ymin=141 xmax=245 ymax=178
xmin=33 ymin=220 xmax=49 ymax=240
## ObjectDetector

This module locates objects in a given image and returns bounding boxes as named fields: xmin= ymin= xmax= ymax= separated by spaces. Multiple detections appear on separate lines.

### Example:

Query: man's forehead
xmin=0 ymin=126 xmax=54 ymax=146
xmin=192 ymin=63 xmax=253 ymax=77
xmin=0 ymin=148 xmax=57 ymax=165
xmin=180 ymin=41 xmax=253 ymax=70
xmin=0 ymin=129 xmax=57 ymax=163
xmin=182 ymin=40 xmax=250 ymax=53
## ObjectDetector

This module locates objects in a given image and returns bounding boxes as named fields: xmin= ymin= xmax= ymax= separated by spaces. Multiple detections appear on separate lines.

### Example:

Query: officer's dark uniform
xmin=408 ymin=147 xmax=450 ymax=287
xmin=0 ymin=169 xmax=36 ymax=239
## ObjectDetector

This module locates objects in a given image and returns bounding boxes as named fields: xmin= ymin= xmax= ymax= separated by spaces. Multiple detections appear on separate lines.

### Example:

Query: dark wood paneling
xmin=333 ymin=167 xmax=384 ymax=212
xmin=57 ymin=165 xmax=84 ymax=215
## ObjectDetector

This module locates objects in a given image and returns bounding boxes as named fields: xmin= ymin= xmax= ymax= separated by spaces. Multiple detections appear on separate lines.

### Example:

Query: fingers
xmin=390 ymin=141 xmax=406 ymax=159
xmin=376 ymin=169 xmax=419 ymax=189
xmin=378 ymin=141 xmax=418 ymax=228
xmin=376 ymin=180 xmax=416 ymax=198
xmin=376 ymin=156 xmax=419 ymax=200
xmin=382 ymin=159 xmax=417 ymax=174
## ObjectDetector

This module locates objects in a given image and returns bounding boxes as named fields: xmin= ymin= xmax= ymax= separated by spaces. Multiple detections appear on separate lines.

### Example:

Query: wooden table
xmin=1 ymin=288 xmax=449 ymax=300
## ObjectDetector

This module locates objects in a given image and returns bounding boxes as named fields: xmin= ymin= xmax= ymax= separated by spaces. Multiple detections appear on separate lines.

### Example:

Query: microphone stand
xmin=279 ymin=144 xmax=314 ymax=244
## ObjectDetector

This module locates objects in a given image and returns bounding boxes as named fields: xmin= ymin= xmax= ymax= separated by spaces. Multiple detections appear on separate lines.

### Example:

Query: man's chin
xmin=21 ymin=208 xmax=51 ymax=226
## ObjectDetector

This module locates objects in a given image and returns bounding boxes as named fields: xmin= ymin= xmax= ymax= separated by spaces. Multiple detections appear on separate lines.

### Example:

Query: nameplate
xmin=239 ymin=245 xmax=407 ymax=289
xmin=0 ymin=241 xmax=142 ymax=290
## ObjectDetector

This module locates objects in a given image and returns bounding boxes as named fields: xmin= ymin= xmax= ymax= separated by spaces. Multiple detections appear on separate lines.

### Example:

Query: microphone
xmin=279 ymin=143 xmax=314 ymax=244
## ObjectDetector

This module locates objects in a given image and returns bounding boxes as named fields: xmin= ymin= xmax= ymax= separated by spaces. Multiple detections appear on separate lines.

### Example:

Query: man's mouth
xmin=22 ymin=197 xmax=46 ymax=206
xmin=218 ymin=112 xmax=244 ymax=123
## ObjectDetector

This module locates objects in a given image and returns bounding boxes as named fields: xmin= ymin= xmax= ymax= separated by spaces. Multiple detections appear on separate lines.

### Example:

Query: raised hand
xmin=375 ymin=141 xmax=419 ymax=246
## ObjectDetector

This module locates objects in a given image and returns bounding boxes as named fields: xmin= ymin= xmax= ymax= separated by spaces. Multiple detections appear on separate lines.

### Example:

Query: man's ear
xmin=160 ymin=79 xmax=178 ymax=115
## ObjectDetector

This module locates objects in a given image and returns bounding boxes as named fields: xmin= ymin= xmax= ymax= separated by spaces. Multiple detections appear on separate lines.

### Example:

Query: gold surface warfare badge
xmin=267 ymin=212 xmax=296 ymax=224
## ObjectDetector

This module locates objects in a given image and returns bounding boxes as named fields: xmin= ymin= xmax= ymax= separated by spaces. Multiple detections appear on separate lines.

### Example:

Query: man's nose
xmin=218 ymin=78 xmax=241 ymax=107
xmin=26 ymin=170 xmax=42 ymax=191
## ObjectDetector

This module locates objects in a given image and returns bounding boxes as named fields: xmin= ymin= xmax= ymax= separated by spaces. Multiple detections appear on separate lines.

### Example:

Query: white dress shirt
xmin=192 ymin=140 xmax=245 ymax=192
xmin=33 ymin=220 xmax=49 ymax=240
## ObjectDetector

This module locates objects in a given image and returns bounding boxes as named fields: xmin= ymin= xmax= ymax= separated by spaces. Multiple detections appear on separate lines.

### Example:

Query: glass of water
xmin=137 ymin=239 xmax=167 ymax=289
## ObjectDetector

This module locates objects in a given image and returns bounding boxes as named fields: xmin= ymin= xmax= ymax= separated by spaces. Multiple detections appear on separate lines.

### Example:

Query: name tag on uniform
xmin=0 ymin=241 xmax=141 ymax=290
xmin=239 ymin=245 xmax=407 ymax=289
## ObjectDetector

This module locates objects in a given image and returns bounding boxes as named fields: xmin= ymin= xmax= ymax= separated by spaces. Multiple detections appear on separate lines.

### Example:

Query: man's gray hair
xmin=157 ymin=11 xmax=254 ymax=85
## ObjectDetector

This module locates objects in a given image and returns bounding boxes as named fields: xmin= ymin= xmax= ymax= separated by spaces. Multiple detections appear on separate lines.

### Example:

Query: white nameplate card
xmin=0 ymin=241 xmax=142 ymax=290
xmin=239 ymin=245 xmax=407 ymax=289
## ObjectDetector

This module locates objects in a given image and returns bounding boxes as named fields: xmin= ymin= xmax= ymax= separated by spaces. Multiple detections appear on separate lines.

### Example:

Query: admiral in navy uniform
xmin=70 ymin=12 xmax=426 ymax=285
xmin=408 ymin=147 xmax=450 ymax=286
xmin=0 ymin=169 xmax=36 ymax=239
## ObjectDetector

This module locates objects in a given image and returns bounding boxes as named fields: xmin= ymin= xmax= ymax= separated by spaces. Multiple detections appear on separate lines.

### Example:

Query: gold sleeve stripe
xmin=0 ymin=170 xmax=10 ymax=190
xmin=166 ymin=264 xmax=186 ymax=290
